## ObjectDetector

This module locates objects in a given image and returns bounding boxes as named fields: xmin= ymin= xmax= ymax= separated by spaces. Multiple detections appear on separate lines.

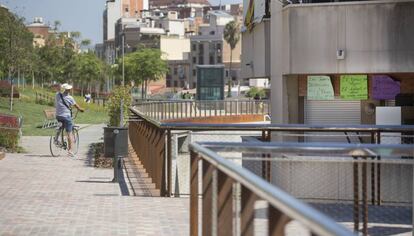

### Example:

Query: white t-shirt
xmin=55 ymin=92 xmax=76 ymax=117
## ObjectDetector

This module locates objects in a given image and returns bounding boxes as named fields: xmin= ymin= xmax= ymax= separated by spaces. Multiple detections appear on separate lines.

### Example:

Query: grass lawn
xmin=0 ymin=88 xmax=108 ymax=136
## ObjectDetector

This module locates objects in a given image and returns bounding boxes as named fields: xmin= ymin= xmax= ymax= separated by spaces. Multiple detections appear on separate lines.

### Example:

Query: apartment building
xmin=189 ymin=11 xmax=241 ymax=89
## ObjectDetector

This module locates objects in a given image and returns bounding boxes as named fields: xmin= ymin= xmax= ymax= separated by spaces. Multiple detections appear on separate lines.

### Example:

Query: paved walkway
xmin=0 ymin=124 xmax=189 ymax=236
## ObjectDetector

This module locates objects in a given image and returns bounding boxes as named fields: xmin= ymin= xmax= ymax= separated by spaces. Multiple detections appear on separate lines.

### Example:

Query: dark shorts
xmin=56 ymin=116 xmax=73 ymax=132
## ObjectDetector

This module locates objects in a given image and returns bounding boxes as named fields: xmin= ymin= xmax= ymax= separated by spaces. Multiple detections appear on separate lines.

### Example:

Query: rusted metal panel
xmin=202 ymin=161 xmax=214 ymax=236
xmin=128 ymin=121 xmax=166 ymax=195
xmin=241 ymin=185 xmax=259 ymax=236
xmin=164 ymin=114 xmax=265 ymax=124
xmin=268 ymin=205 xmax=291 ymax=236
xmin=217 ymin=170 xmax=234 ymax=236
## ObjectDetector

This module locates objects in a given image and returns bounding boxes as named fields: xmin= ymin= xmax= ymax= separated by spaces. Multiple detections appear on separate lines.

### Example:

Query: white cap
xmin=61 ymin=83 xmax=73 ymax=91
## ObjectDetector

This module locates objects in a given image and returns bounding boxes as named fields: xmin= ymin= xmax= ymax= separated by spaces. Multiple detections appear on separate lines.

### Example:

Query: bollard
xmin=112 ymin=129 xmax=120 ymax=182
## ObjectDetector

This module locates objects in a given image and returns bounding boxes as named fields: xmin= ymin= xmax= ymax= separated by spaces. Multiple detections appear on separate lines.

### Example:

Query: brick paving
xmin=0 ymin=124 xmax=189 ymax=236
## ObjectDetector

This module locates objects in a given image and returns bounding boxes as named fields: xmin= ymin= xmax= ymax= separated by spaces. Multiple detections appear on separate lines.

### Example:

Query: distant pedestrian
xmin=84 ymin=93 xmax=91 ymax=103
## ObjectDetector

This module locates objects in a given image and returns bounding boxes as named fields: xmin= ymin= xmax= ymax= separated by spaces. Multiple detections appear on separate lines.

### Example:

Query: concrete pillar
xmin=270 ymin=1 xmax=288 ymax=141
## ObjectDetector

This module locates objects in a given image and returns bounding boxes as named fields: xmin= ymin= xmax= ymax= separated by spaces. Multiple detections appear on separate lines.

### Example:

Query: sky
xmin=2 ymin=0 xmax=241 ymax=46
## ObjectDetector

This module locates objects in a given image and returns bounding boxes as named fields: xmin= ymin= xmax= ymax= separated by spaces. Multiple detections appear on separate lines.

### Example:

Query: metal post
xmin=353 ymin=156 xmax=359 ymax=233
xmin=370 ymin=132 xmax=376 ymax=205
xmin=167 ymin=129 xmax=172 ymax=197
xmin=362 ymin=157 xmax=368 ymax=236
xmin=112 ymin=129 xmax=120 ymax=182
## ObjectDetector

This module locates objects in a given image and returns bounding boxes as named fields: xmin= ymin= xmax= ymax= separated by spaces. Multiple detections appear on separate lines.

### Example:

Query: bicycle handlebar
xmin=72 ymin=109 xmax=80 ymax=120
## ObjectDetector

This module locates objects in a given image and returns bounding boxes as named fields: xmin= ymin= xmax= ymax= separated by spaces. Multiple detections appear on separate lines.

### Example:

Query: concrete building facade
xmin=26 ymin=17 xmax=50 ymax=47
xmin=242 ymin=0 xmax=414 ymax=125
xmin=160 ymin=36 xmax=191 ymax=88
xmin=241 ymin=0 xmax=414 ymax=205
xmin=189 ymin=11 xmax=242 ymax=89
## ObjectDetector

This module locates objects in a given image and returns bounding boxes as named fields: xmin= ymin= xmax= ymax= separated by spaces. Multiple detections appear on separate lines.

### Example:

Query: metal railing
xmin=129 ymin=107 xmax=414 ymax=197
xmin=190 ymin=141 xmax=413 ymax=236
xmin=189 ymin=142 xmax=353 ymax=236
xmin=132 ymin=99 xmax=270 ymax=121
xmin=128 ymin=105 xmax=414 ymax=235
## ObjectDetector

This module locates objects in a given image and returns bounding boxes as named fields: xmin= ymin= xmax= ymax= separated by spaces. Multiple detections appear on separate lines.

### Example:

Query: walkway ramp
xmin=0 ymin=124 xmax=188 ymax=236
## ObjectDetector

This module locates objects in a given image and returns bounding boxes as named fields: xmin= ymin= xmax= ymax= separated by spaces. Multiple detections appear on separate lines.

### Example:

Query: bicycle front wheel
xmin=50 ymin=130 xmax=65 ymax=157
xmin=71 ymin=129 xmax=80 ymax=155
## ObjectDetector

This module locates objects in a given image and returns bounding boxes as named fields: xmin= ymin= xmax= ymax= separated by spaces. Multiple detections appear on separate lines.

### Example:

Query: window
xmin=209 ymin=56 xmax=214 ymax=64
xmin=209 ymin=31 xmax=215 ymax=35
xmin=166 ymin=80 xmax=171 ymax=87
xmin=198 ymin=56 xmax=204 ymax=65
xmin=192 ymin=43 xmax=197 ymax=51
xmin=226 ymin=70 xmax=229 ymax=77
xmin=193 ymin=69 xmax=196 ymax=76
xmin=174 ymin=81 xmax=178 ymax=87
xmin=216 ymin=43 xmax=222 ymax=51
xmin=174 ymin=68 xmax=178 ymax=75
xmin=198 ymin=44 xmax=204 ymax=53
xmin=217 ymin=56 xmax=222 ymax=63
xmin=181 ymin=81 xmax=185 ymax=87
xmin=193 ymin=57 xmax=196 ymax=63
xmin=193 ymin=82 xmax=196 ymax=88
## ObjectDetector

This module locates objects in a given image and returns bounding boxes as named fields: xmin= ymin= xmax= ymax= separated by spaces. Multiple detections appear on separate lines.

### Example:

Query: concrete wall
xmin=285 ymin=1 xmax=414 ymax=74
xmin=241 ymin=19 xmax=270 ymax=79
xmin=242 ymin=1 xmax=414 ymax=76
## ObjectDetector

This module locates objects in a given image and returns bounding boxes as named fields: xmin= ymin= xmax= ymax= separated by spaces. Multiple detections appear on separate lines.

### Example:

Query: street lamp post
xmin=120 ymin=33 xmax=125 ymax=127
xmin=122 ymin=33 xmax=125 ymax=86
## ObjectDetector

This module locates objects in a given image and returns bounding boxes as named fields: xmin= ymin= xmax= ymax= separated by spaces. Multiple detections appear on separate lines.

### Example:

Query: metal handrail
xmin=190 ymin=142 xmax=354 ymax=236
xmin=130 ymin=106 xmax=414 ymax=132
xmin=198 ymin=141 xmax=414 ymax=157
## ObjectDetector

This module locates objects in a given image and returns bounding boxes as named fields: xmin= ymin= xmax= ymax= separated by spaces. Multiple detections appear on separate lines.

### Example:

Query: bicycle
xmin=49 ymin=110 xmax=80 ymax=157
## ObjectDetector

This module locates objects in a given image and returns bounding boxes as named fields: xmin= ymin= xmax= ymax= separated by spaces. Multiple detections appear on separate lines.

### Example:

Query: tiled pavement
xmin=0 ymin=124 xmax=189 ymax=236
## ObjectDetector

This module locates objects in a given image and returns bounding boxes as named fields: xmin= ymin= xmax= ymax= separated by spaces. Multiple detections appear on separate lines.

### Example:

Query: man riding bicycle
xmin=55 ymin=83 xmax=84 ymax=156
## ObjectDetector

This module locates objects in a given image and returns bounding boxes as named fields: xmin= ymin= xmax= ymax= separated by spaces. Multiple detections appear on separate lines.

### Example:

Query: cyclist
xmin=55 ymin=83 xmax=84 ymax=156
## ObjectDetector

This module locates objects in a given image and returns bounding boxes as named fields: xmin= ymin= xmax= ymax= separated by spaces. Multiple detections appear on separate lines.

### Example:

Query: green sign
xmin=307 ymin=76 xmax=334 ymax=100
xmin=340 ymin=75 xmax=368 ymax=100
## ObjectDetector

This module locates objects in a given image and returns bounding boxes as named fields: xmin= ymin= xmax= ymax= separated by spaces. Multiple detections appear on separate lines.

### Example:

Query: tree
xmin=73 ymin=52 xmax=104 ymax=95
xmin=223 ymin=20 xmax=240 ymax=97
xmin=246 ymin=87 xmax=266 ymax=100
xmin=122 ymin=48 xmax=168 ymax=99
xmin=0 ymin=8 xmax=33 ymax=110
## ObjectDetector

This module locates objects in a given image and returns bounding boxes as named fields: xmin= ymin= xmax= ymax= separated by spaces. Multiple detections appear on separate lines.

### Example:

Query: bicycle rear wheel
xmin=50 ymin=129 xmax=66 ymax=157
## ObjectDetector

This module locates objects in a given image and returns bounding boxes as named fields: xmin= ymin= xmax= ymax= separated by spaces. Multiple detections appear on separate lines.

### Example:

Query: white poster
xmin=376 ymin=107 xmax=401 ymax=144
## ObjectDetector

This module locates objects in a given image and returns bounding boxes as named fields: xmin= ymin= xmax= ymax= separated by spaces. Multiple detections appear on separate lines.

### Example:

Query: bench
xmin=42 ymin=109 xmax=58 ymax=129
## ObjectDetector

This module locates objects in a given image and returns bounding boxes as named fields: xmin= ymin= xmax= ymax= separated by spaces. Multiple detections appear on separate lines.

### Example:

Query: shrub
xmin=106 ymin=86 xmax=131 ymax=127
xmin=0 ymin=128 xmax=19 ymax=150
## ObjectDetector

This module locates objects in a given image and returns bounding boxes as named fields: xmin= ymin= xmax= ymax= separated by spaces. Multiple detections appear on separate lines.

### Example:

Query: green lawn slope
xmin=0 ymin=88 xmax=108 ymax=136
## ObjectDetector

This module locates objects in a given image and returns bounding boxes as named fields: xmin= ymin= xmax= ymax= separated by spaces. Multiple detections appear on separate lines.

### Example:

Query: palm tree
xmin=223 ymin=20 xmax=240 ymax=97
